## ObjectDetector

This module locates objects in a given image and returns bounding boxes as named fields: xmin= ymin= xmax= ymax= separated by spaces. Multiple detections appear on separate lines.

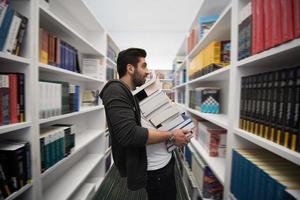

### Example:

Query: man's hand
xmin=171 ymin=129 xmax=192 ymax=148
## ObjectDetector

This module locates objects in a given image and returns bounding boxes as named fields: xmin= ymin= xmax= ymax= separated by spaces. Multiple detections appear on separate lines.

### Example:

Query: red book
xmin=252 ymin=0 xmax=257 ymax=54
xmin=256 ymin=0 xmax=265 ymax=53
xmin=294 ymin=0 xmax=300 ymax=38
xmin=281 ymin=0 xmax=294 ymax=43
xmin=264 ymin=0 xmax=273 ymax=50
xmin=252 ymin=0 xmax=265 ymax=54
xmin=271 ymin=0 xmax=283 ymax=47
xmin=8 ymin=74 xmax=18 ymax=124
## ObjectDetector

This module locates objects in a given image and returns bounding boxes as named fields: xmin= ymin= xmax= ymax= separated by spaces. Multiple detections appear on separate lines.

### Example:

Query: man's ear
xmin=127 ymin=64 xmax=134 ymax=75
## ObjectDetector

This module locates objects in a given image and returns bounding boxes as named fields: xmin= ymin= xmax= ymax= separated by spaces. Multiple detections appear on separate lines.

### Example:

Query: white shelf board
xmin=0 ymin=52 xmax=30 ymax=64
xmin=173 ymin=83 xmax=187 ymax=89
xmin=39 ymin=105 xmax=104 ymax=124
xmin=106 ymin=57 xmax=117 ymax=66
xmin=5 ymin=183 xmax=32 ymax=200
xmin=287 ymin=190 xmax=300 ymax=200
xmin=44 ymin=153 xmax=104 ymax=200
xmin=39 ymin=5 xmax=104 ymax=56
xmin=188 ymin=67 xmax=230 ymax=84
xmin=0 ymin=122 xmax=32 ymax=135
xmin=39 ymin=63 xmax=105 ymax=83
xmin=236 ymin=38 xmax=300 ymax=69
xmin=187 ymin=108 xmax=229 ymax=129
xmin=42 ymin=129 xmax=105 ymax=178
xmin=189 ymin=138 xmax=226 ymax=184
xmin=86 ymin=177 xmax=104 ymax=191
xmin=234 ymin=128 xmax=300 ymax=166
xmin=189 ymin=4 xmax=231 ymax=59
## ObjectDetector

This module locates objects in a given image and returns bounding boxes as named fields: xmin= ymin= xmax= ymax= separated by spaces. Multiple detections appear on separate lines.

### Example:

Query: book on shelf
xmin=0 ymin=73 xmax=25 ymax=126
xmin=0 ymin=2 xmax=28 ymax=56
xmin=202 ymin=166 xmax=223 ymax=200
xmin=239 ymin=66 xmax=300 ymax=152
xmin=189 ymin=40 xmax=230 ymax=80
xmin=107 ymin=45 xmax=117 ymax=62
xmin=82 ymin=89 xmax=100 ymax=107
xmin=231 ymin=149 xmax=300 ymax=200
xmin=198 ymin=15 xmax=219 ymax=40
xmin=248 ymin=0 xmax=300 ymax=58
xmin=189 ymin=87 xmax=221 ymax=114
xmin=39 ymin=81 xmax=80 ymax=119
xmin=238 ymin=2 xmax=252 ymax=60
xmin=82 ymin=58 xmax=106 ymax=81
xmin=39 ymin=28 xmax=80 ymax=73
xmin=40 ymin=125 xmax=75 ymax=172
xmin=0 ymin=140 xmax=31 ymax=198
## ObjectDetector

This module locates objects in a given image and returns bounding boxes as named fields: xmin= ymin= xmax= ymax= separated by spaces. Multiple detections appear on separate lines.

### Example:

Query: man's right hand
xmin=171 ymin=129 xmax=191 ymax=148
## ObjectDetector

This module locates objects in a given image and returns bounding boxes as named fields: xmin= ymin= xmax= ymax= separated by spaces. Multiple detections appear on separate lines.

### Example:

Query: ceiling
xmin=84 ymin=0 xmax=203 ymax=70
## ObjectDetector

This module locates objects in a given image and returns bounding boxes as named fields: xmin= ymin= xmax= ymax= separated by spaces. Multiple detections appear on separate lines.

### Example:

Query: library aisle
xmin=0 ymin=0 xmax=299 ymax=200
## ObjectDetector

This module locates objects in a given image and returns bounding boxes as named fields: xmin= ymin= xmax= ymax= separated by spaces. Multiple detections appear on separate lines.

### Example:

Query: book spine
xmin=264 ymin=0 xmax=273 ymax=50
xmin=8 ymin=74 xmax=18 ymax=124
xmin=280 ymin=0 xmax=294 ymax=43
xmin=18 ymin=73 xmax=25 ymax=122
xmin=271 ymin=0 xmax=283 ymax=47
xmin=0 ymin=75 xmax=9 ymax=125
xmin=293 ymin=0 xmax=300 ymax=38
xmin=12 ymin=15 xmax=28 ymax=56
xmin=0 ymin=6 xmax=13 ymax=50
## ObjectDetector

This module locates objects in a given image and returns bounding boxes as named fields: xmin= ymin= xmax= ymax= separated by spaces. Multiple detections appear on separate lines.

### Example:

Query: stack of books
xmin=133 ymin=79 xmax=194 ymax=151
xmin=82 ymin=58 xmax=106 ymax=81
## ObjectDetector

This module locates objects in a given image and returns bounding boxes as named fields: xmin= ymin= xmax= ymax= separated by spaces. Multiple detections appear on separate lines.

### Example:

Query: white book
xmin=57 ymin=84 xmax=62 ymax=115
xmin=140 ymin=91 xmax=170 ymax=117
xmin=50 ymin=83 xmax=56 ymax=117
xmin=158 ymin=113 xmax=185 ymax=131
xmin=132 ymin=78 xmax=157 ymax=95
xmin=149 ymin=104 xmax=180 ymax=127
xmin=145 ymin=101 xmax=171 ymax=120
xmin=3 ymin=12 xmax=21 ymax=53
xmin=133 ymin=79 xmax=162 ymax=101
xmin=39 ymin=82 xmax=43 ymax=118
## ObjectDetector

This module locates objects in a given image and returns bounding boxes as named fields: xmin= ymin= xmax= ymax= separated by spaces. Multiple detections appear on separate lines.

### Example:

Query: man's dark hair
xmin=117 ymin=48 xmax=147 ymax=78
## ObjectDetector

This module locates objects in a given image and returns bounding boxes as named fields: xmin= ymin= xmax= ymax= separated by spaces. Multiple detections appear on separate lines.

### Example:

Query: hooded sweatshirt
xmin=99 ymin=80 xmax=149 ymax=190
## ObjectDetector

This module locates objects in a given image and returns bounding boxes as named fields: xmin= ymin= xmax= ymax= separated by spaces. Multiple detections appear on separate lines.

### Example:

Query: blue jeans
xmin=146 ymin=157 xmax=177 ymax=200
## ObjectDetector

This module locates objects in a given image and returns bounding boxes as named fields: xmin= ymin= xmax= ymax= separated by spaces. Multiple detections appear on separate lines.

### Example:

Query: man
xmin=100 ymin=48 xmax=191 ymax=199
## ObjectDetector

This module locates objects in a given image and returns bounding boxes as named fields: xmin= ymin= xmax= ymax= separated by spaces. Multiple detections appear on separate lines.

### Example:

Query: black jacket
xmin=99 ymin=80 xmax=149 ymax=190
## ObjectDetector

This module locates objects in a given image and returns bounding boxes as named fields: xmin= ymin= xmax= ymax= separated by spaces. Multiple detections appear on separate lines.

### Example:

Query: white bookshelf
xmin=0 ymin=0 xmax=117 ymax=199
xmin=39 ymin=63 xmax=105 ymax=83
xmin=189 ymin=139 xmax=226 ymax=184
xmin=0 ymin=52 xmax=31 ymax=64
xmin=39 ymin=105 xmax=104 ymax=124
xmin=4 ymin=184 xmax=33 ymax=200
xmin=172 ymin=0 xmax=300 ymax=199
xmin=0 ymin=122 xmax=32 ymax=135
xmin=43 ymin=153 xmax=104 ymax=200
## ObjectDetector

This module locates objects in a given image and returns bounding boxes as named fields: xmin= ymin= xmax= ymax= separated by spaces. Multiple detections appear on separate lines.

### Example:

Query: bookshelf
xmin=172 ymin=0 xmax=300 ymax=199
xmin=0 ymin=0 xmax=117 ymax=199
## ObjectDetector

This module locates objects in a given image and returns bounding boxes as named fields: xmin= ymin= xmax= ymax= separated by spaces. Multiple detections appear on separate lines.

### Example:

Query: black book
xmin=259 ymin=73 xmax=268 ymax=137
xmin=284 ymin=68 xmax=296 ymax=149
xmin=0 ymin=143 xmax=25 ymax=191
xmin=0 ymin=162 xmax=12 ymax=198
xmin=16 ymin=73 xmax=25 ymax=122
xmin=270 ymin=71 xmax=280 ymax=142
xmin=294 ymin=67 xmax=300 ymax=152
xmin=254 ymin=74 xmax=263 ymax=135
xmin=264 ymin=72 xmax=274 ymax=139
xmin=240 ymin=77 xmax=246 ymax=129
xmin=249 ymin=76 xmax=257 ymax=133
xmin=275 ymin=70 xmax=287 ymax=145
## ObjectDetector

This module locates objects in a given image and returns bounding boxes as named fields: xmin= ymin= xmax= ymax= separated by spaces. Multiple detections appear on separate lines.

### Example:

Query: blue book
xmin=0 ymin=6 xmax=14 ymax=50
xmin=198 ymin=15 xmax=219 ymax=39
xmin=60 ymin=41 xmax=64 ymax=69
xmin=75 ymin=85 xmax=80 ymax=111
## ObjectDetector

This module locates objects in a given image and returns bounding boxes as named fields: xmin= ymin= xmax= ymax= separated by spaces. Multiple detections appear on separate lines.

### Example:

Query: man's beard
xmin=133 ymin=70 xmax=146 ymax=87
